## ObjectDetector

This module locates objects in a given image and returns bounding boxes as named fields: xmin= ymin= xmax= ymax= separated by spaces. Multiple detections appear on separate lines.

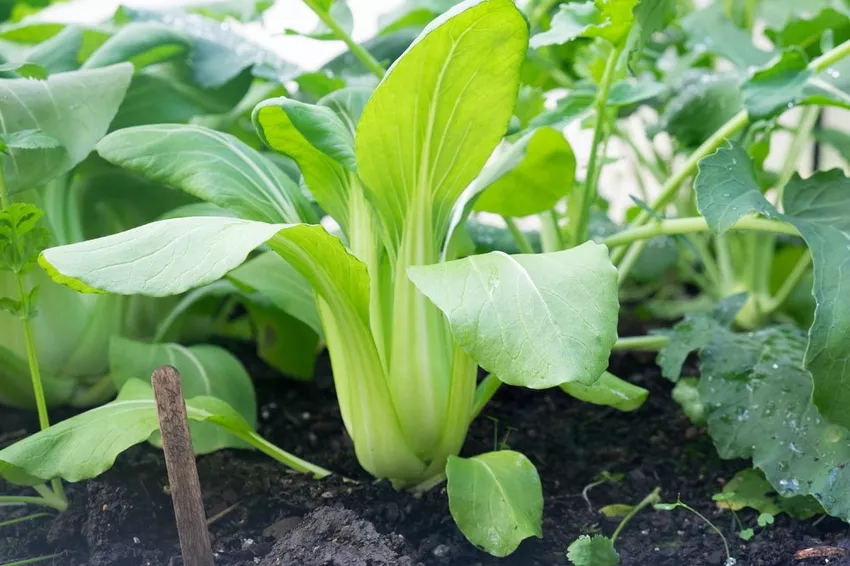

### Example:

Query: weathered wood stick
xmin=151 ymin=365 xmax=215 ymax=566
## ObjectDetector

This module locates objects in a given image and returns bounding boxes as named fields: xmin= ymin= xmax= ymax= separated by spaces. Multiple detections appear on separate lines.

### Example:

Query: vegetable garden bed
xmin=4 ymin=347 xmax=848 ymax=566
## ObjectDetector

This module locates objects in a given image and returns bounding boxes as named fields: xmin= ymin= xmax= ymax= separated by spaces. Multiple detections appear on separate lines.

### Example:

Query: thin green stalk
xmin=571 ymin=43 xmax=624 ymax=245
xmin=530 ymin=0 xmax=559 ymax=27
xmin=0 ymin=496 xmax=65 ymax=512
xmin=502 ymin=216 xmax=535 ymax=254
xmin=472 ymin=373 xmax=501 ymax=422
xmin=616 ymin=239 xmax=646 ymax=285
xmin=539 ymin=210 xmax=564 ymax=252
xmin=601 ymin=216 xmax=800 ymax=248
xmin=613 ymin=36 xmax=850 ymax=266
xmin=1 ymin=554 xmax=61 ymax=566
xmin=301 ymin=0 xmax=386 ymax=80
xmin=230 ymin=429 xmax=333 ymax=479
xmin=765 ymin=251 xmax=812 ymax=315
xmin=715 ymin=235 xmax=735 ymax=293
xmin=777 ymin=106 xmax=820 ymax=205
xmin=611 ymin=487 xmax=661 ymax=543
xmin=0 ymin=166 xmax=66 ymax=505
xmin=0 ymin=513 xmax=50 ymax=528
xmin=612 ymin=335 xmax=670 ymax=351
xmin=687 ymin=234 xmax=722 ymax=291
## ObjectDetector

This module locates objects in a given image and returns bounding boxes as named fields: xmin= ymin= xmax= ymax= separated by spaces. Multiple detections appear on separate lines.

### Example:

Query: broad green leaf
xmin=692 ymin=325 xmax=850 ymax=521
xmin=567 ymin=535 xmax=620 ymax=566
xmin=472 ymin=128 xmax=576 ymax=217
xmin=715 ymin=468 xmax=822 ymax=520
xmin=355 ymin=0 xmax=528 ymax=251
xmin=96 ymin=124 xmax=315 ymax=224
xmin=0 ymin=64 xmax=133 ymax=195
xmin=0 ymin=129 xmax=60 ymax=153
xmin=227 ymin=251 xmax=322 ymax=336
xmin=378 ymin=0 xmax=461 ymax=35
xmin=39 ymin=217 xmax=369 ymax=326
xmin=530 ymin=0 xmax=638 ymax=48
xmin=446 ymin=451 xmax=542 ymax=557
xmin=242 ymin=302 xmax=320 ymax=380
xmin=694 ymin=141 xmax=775 ymax=234
xmin=122 ymin=8 xmax=301 ymax=87
xmin=695 ymin=147 xmax=850 ymax=430
xmin=0 ymin=344 xmax=74 ymax=409
xmin=607 ymin=78 xmax=668 ymax=106
xmin=681 ymin=5 xmax=771 ymax=68
xmin=529 ymin=89 xmax=595 ymax=129
xmin=0 ymin=62 xmax=47 ymax=79
xmin=409 ymin=242 xmax=619 ymax=388
xmin=22 ymin=26 xmax=85 ymax=74
xmin=765 ymin=5 xmax=850 ymax=54
xmin=630 ymin=0 xmax=676 ymax=62
xmin=655 ymin=294 xmax=747 ymax=380
xmin=0 ymin=23 xmax=64 ymax=44
xmin=254 ymin=89 xmax=366 ymax=235
xmin=81 ymin=22 xmax=190 ymax=70
xmin=655 ymin=71 xmax=743 ymax=148
xmin=109 ymin=337 xmax=257 ymax=454
xmin=0 ymin=379 xmax=274 ymax=486
xmin=561 ymin=371 xmax=648 ymax=412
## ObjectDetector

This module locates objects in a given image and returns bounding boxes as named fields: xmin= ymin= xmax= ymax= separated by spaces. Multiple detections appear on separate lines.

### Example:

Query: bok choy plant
xmin=8 ymin=0 xmax=623 ymax=555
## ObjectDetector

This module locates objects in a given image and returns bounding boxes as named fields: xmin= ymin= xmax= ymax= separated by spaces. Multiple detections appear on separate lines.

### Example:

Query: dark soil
xmin=2 ymin=348 xmax=849 ymax=566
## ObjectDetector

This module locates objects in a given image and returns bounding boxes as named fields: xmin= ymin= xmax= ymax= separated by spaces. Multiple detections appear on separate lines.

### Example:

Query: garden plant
xmin=2 ymin=0 xmax=850 ymax=564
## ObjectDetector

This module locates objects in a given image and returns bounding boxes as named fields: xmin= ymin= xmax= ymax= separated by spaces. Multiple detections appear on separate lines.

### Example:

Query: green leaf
xmin=0 ymin=64 xmax=133 ymax=195
xmin=0 ymin=379 xmax=265 ymax=486
xmin=694 ymin=141 xmax=776 ymax=234
xmin=561 ymin=371 xmax=648 ymax=411
xmin=695 ymin=147 xmax=850 ymax=431
xmin=765 ymin=5 xmax=850 ymax=54
xmin=681 ymin=5 xmax=772 ymax=68
xmin=378 ymin=0 xmax=462 ymax=35
xmin=607 ymin=78 xmax=668 ymax=106
xmin=109 ymin=337 xmax=257 ymax=454
xmin=122 ymin=8 xmax=300 ymax=87
xmin=0 ymin=203 xmax=51 ymax=275
xmin=96 ymin=124 xmax=315 ymax=224
xmin=567 ymin=534 xmax=620 ymax=566
xmin=81 ymin=22 xmax=191 ymax=70
xmin=530 ymin=0 xmax=638 ymax=48
xmin=693 ymin=325 xmax=850 ymax=521
xmin=630 ymin=0 xmax=676 ymax=62
xmin=253 ymin=89 xmax=365 ymax=236
xmin=655 ymin=294 xmax=747 ymax=380
xmin=0 ymin=61 xmax=47 ymax=79
xmin=409 ymin=242 xmax=619 ymax=388
xmin=714 ymin=468 xmax=822 ymax=520
xmin=0 ymin=129 xmax=61 ymax=154
xmin=655 ymin=71 xmax=743 ymax=148
xmin=0 ymin=343 xmax=75 ymax=409
xmin=242 ymin=303 xmax=319 ymax=380
xmin=598 ymin=504 xmax=633 ymax=518
xmin=227 ymin=251 xmax=322 ymax=336
xmin=355 ymin=0 xmax=528 ymax=251
xmin=472 ymin=128 xmax=576 ymax=218
xmin=446 ymin=451 xmax=543 ymax=557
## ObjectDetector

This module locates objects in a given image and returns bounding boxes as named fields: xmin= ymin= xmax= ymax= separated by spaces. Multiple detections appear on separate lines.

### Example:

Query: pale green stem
xmin=611 ymin=487 xmax=661 ymax=543
xmin=540 ymin=210 xmax=564 ymax=252
xmin=502 ymin=216 xmax=534 ymax=254
xmin=571 ymin=43 xmax=625 ymax=245
xmin=0 ymin=512 xmax=50 ymax=528
xmin=764 ymin=251 xmax=812 ymax=315
xmin=301 ymin=0 xmax=386 ymax=80
xmin=471 ymin=373 xmax=501 ymax=422
xmin=715 ymin=235 xmax=735 ymax=293
xmin=617 ymin=239 xmax=647 ymax=285
xmin=0 ymin=165 xmax=66 ymax=505
xmin=776 ymin=106 xmax=820 ymax=205
xmin=230 ymin=429 xmax=333 ymax=479
xmin=0 ymin=496 xmax=65 ymax=512
xmin=601 ymin=216 xmax=800 ymax=248
xmin=613 ymin=335 xmax=670 ymax=351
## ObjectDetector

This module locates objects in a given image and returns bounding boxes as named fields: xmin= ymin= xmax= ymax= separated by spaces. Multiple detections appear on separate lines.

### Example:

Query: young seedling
xmin=654 ymin=497 xmax=735 ymax=566
xmin=151 ymin=365 xmax=215 ymax=566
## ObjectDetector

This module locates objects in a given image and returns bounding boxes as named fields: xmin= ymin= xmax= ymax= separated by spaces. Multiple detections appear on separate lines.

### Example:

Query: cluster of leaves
xmin=3 ymin=0 xmax=850 ymax=561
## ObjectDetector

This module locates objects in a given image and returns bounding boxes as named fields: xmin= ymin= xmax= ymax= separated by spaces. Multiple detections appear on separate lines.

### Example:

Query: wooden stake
xmin=151 ymin=365 xmax=215 ymax=566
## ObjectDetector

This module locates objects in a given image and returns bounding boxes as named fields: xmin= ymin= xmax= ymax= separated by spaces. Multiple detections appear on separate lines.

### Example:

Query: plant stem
xmin=616 ymin=239 xmax=646 ymax=285
xmin=0 ymin=165 xmax=66 ymax=505
xmin=471 ymin=373 xmax=501 ymax=422
xmin=0 ymin=496 xmax=65 ymax=511
xmin=611 ymin=487 xmax=661 ymax=543
xmin=539 ymin=210 xmax=564 ymax=252
xmin=602 ymin=216 xmax=799 ymax=248
xmin=765 ymin=251 xmax=812 ymax=315
xmin=301 ymin=0 xmax=386 ymax=80
xmin=613 ymin=335 xmax=670 ymax=351
xmin=776 ymin=106 xmax=820 ymax=205
xmin=231 ymin=429 xmax=333 ymax=479
xmin=0 ymin=512 xmax=50 ymax=528
xmin=1 ymin=554 xmax=61 ymax=566
xmin=570 ymin=43 xmax=624 ymax=245
xmin=502 ymin=216 xmax=535 ymax=254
